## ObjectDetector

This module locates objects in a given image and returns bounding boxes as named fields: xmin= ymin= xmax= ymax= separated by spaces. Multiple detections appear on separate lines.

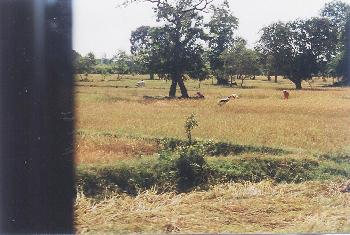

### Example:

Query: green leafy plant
xmin=185 ymin=113 xmax=198 ymax=144
xmin=176 ymin=144 xmax=209 ymax=191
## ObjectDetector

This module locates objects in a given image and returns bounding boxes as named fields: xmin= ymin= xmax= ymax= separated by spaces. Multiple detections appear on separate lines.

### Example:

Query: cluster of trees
xmin=74 ymin=0 xmax=350 ymax=96
xmin=129 ymin=0 xmax=243 ymax=97
xmin=256 ymin=0 xmax=350 ymax=89
xmin=126 ymin=0 xmax=350 ymax=96
xmin=73 ymin=50 xmax=146 ymax=78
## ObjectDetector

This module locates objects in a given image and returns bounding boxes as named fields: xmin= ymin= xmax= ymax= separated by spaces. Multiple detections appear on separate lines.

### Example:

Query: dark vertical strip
xmin=0 ymin=0 xmax=75 ymax=233
xmin=346 ymin=15 xmax=350 ymax=85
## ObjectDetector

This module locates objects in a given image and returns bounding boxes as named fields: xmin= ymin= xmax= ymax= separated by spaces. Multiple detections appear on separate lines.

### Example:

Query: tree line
xmin=74 ymin=0 xmax=350 ymax=96
xmin=73 ymin=50 xmax=145 ymax=78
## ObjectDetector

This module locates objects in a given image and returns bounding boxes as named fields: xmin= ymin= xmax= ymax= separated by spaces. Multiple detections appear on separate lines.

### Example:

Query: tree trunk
xmin=294 ymin=79 xmax=302 ymax=90
xmin=240 ymin=75 xmax=244 ymax=87
xmin=169 ymin=79 xmax=177 ymax=97
xmin=216 ymin=75 xmax=228 ymax=85
xmin=150 ymin=72 xmax=154 ymax=80
xmin=177 ymin=77 xmax=189 ymax=98
xmin=169 ymin=71 xmax=189 ymax=98
xmin=274 ymin=75 xmax=278 ymax=83
xmin=267 ymin=74 xmax=271 ymax=81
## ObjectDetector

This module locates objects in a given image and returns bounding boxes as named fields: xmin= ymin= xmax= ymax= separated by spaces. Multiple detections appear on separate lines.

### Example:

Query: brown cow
xmin=282 ymin=90 xmax=289 ymax=99
xmin=196 ymin=92 xmax=205 ymax=99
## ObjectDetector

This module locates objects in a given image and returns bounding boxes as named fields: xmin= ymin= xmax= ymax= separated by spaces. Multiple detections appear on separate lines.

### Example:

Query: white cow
xmin=136 ymin=80 xmax=145 ymax=87
xmin=218 ymin=94 xmax=239 ymax=105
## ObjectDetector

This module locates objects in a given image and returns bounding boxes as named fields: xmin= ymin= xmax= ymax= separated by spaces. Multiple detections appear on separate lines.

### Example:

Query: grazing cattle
xmin=196 ymin=92 xmax=205 ymax=99
xmin=136 ymin=80 xmax=145 ymax=87
xmin=282 ymin=90 xmax=289 ymax=99
xmin=218 ymin=94 xmax=239 ymax=105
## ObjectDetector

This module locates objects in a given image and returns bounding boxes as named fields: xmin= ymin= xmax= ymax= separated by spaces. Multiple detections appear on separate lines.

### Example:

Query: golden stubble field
xmin=75 ymin=75 xmax=350 ymax=164
xmin=74 ymin=75 xmax=350 ymax=233
xmin=75 ymin=181 xmax=350 ymax=234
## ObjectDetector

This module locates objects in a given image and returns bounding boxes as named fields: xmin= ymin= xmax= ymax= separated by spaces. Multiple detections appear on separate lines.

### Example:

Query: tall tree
xmin=74 ymin=52 xmax=97 ymax=75
xmin=287 ymin=18 xmax=336 ymax=89
xmin=221 ymin=38 xmax=260 ymax=87
xmin=207 ymin=0 xmax=238 ymax=85
xmin=86 ymin=52 xmax=97 ymax=72
xmin=112 ymin=50 xmax=131 ymax=77
xmin=130 ymin=26 xmax=162 ymax=79
xmin=321 ymin=0 xmax=350 ymax=84
xmin=257 ymin=18 xmax=337 ymax=89
xmin=321 ymin=0 xmax=350 ymax=37
xmin=256 ymin=22 xmax=292 ymax=83
xmin=330 ymin=15 xmax=350 ymax=85
xmin=127 ymin=0 xmax=213 ymax=98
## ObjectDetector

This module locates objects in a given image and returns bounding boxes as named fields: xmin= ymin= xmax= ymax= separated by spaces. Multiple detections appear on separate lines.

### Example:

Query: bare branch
xmin=119 ymin=0 xmax=163 ymax=8
xmin=180 ymin=0 xmax=214 ymax=14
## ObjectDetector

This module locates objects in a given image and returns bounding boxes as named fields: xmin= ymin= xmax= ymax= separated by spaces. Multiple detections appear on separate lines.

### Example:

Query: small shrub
xmin=184 ymin=113 xmax=198 ymax=144
xmin=175 ymin=145 xmax=209 ymax=191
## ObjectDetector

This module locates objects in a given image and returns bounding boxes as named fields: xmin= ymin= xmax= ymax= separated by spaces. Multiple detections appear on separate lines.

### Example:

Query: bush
xmin=76 ymin=161 xmax=159 ymax=197
xmin=319 ymin=152 xmax=350 ymax=164
xmin=175 ymin=145 xmax=210 ymax=191
xmin=76 ymin=147 xmax=349 ymax=197
xmin=209 ymin=157 xmax=320 ymax=183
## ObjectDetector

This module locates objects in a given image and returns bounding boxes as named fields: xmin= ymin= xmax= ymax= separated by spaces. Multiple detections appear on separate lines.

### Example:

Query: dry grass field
xmin=75 ymin=75 xmax=350 ymax=164
xmin=76 ymin=181 xmax=350 ymax=234
xmin=74 ymin=74 xmax=350 ymax=233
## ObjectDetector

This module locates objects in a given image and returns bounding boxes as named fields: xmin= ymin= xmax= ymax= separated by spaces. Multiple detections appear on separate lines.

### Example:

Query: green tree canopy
xmin=257 ymin=18 xmax=337 ymax=89
xmin=321 ymin=0 xmax=350 ymax=84
xmin=221 ymin=38 xmax=260 ymax=86
xmin=256 ymin=22 xmax=292 ymax=82
xmin=207 ymin=0 xmax=238 ymax=85
xmin=128 ymin=0 xmax=213 ymax=98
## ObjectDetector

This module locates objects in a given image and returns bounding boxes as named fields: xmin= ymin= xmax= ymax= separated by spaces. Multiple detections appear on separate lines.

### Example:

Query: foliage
xmin=257 ymin=18 xmax=337 ymax=89
xmin=256 ymin=22 xmax=292 ymax=81
xmin=320 ymin=1 xmax=350 ymax=84
xmin=76 ymin=152 xmax=349 ymax=197
xmin=128 ymin=0 xmax=214 ymax=97
xmin=209 ymin=157 xmax=320 ymax=183
xmin=207 ymin=0 xmax=238 ymax=85
xmin=221 ymin=38 xmax=260 ymax=86
xmin=321 ymin=0 xmax=350 ymax=37
xmin=94 ymin=64 xmax=113 ymax=79
xmin=112 ymin=50 xmax=132 ymax=76
xmin=184 ymin=113 xmax=198 ymax=143
xmin=328 ymin=15 xmax=350 ymax=85
xmin=175 ymin=144 xmax=209 ymax=191
xmin=74 ymin=52 xmax=98 ymax=75
xmin=130 ymin=26 xmax=164 ymax=79
xmin=159 ymin=138 xmax=289 ymax=156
